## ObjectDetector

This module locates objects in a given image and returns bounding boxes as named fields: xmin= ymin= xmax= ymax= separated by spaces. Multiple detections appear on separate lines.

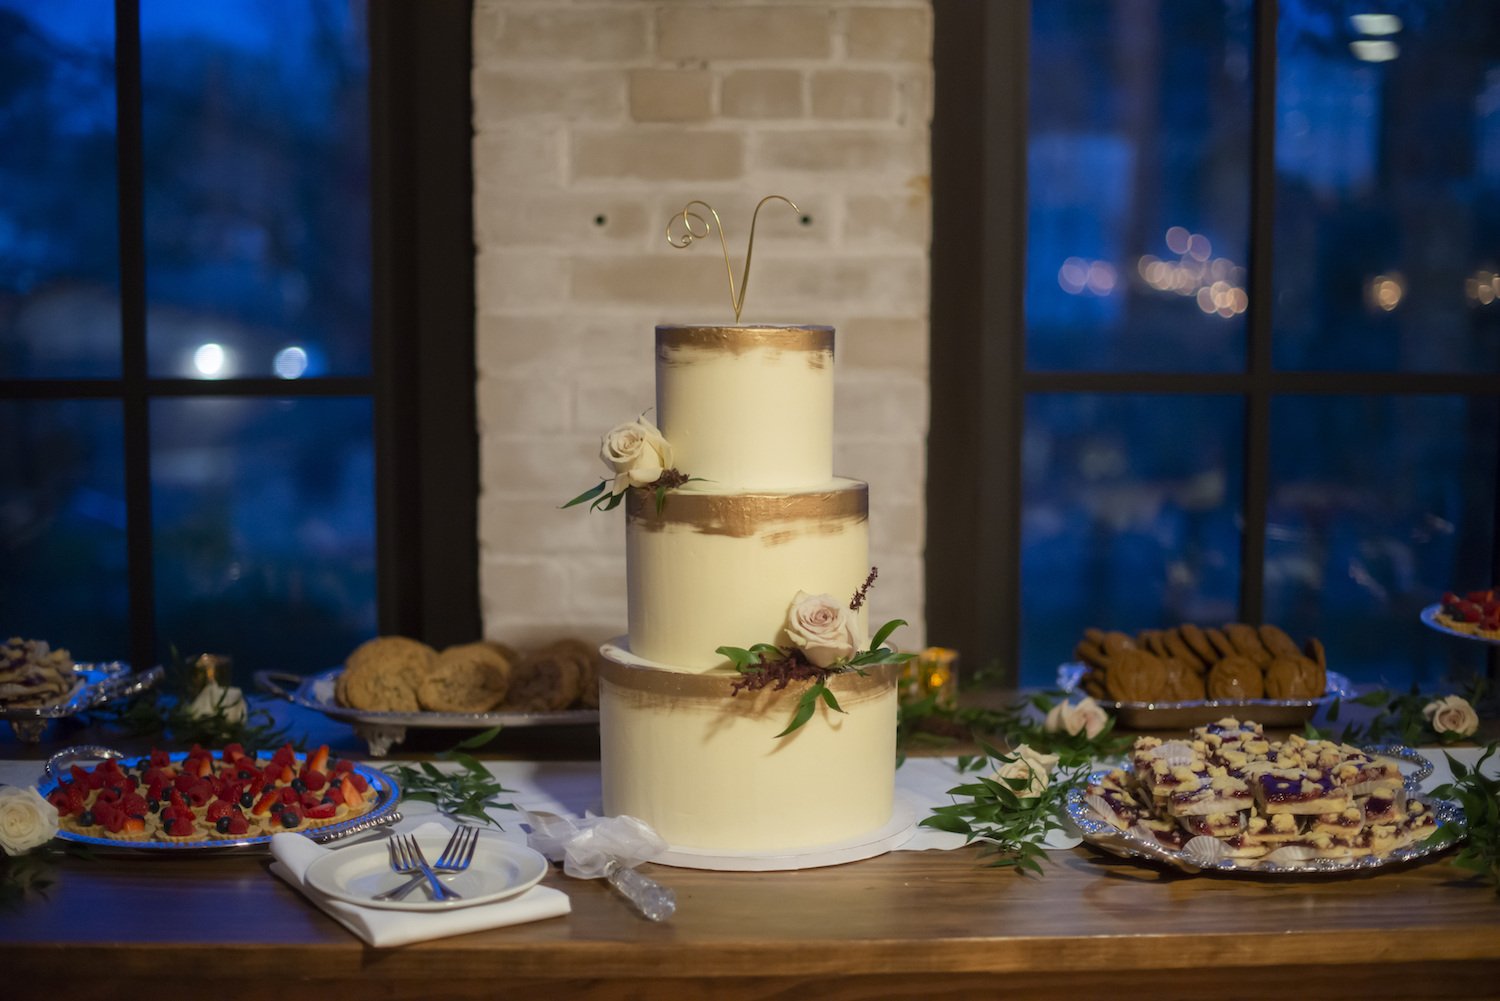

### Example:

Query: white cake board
xmin=647 ymin=795 xmax=918 ymax=872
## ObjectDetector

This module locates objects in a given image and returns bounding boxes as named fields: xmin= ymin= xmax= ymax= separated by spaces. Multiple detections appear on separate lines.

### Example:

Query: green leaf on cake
xmin=818 ymin=683 xmax=845 ymax=714
xmin=716 ymin=646 xmax=757 ymax=671
xmin=868 ymin=618 xmax=906 ymax=653
xmin=563 ymin=481 xmax=608 ymax=509
xmin=775 ymin=688 xmax=821 ymax=737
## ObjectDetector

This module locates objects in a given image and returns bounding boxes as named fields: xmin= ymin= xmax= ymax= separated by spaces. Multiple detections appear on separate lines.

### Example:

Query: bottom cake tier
xmin=598 ymin=639 xmax=897 ymax=852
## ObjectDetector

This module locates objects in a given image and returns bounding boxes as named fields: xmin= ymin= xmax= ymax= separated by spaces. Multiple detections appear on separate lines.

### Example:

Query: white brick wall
xmin=473 ymin=1 xmax=932 ymax=650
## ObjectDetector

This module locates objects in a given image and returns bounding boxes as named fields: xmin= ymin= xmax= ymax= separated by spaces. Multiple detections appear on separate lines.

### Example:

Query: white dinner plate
xmin=304 ymin=831 xmax=550 ymax=911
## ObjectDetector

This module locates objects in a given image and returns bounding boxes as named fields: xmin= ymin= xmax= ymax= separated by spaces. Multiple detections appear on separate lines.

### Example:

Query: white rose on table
xmin=784 ymin=591 xmax=859 ymax=668
xmin=600 ymin=415 xmax=674 ymax=495
xmin=1044 ymin=696 xmax=1109 ymax=739
xmin=0 ymin=786 xmax=58 ymax=856
xmin=186 ymin=681 xmax=248 ymax=723
xmin=1422 ymin=695 xmax=1479 ymax=739
xmin=991 ymin=745 xmax=1061 ymax=799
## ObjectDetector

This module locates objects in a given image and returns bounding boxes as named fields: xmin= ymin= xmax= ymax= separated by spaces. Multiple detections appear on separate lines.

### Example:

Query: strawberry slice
xmin=339 ymin=776 xmax=363 ymax=806
xmin=348 ymin=773 xmax=368 ymax=794
xmin=221 ymin=743 xmax=245 ymax=762
xmin=194 ymin=756 xmax=214 ymax=778
xmin=169 ymin=790 xmax=190 ymax=814
xmin=308 ymin=744 xmax=329 ymax=774
xmin=251 ymin=790 xmax=278 ymax=816
xmin=299 ymin=791 xmax=323 ymax=810
xmin=124 ymin=816 xmax=146 ymax=834
xmin=305 ymin=802 xmax=337 ymax=819
xmin=279 ymin=765 xmax=295 ymax=783
xmin=69 ymin=765 xmax=89 ymax=786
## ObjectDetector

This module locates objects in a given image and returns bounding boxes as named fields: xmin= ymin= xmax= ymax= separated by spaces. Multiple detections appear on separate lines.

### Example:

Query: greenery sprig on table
xmin=1427 ymin=744 xmax=1500 ymax=895
xmin=915 ymin=693 xmax=1131 ymax=872
xmin=717 ymin=619 xmax=916 ymax=737
xmin=381 ymin=727 xmax=519 ymax=827
xmin=1303 ymin=677 xmax=1487 ymax=747
xmin=96 ymin=645 xmax=301 ymax=751
xmin=0 ymin=839 xmax=96 ymax=911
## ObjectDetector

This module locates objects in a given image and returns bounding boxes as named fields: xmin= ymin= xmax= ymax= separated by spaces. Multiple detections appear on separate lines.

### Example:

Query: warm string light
xmin=1135 ymin=227 xmax=1247 ymax=318
xmin=1465 ymin=270 xmax=1499 ymax=306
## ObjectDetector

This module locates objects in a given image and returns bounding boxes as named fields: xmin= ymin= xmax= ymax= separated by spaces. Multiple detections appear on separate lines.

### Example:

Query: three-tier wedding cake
xmin=595 ymin=323 xmax=900 ymax=855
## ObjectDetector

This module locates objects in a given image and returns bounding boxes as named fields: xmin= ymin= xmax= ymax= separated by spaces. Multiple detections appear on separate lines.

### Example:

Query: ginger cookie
xmin=1305 ymin=636 xmax=1326 ymax=672
xmin=418 ymin=643 xmax=511 ymax=712
xmin=1100 ymin=631 xmax=1136 ymax=660
xmin=1162 ymin=629 xmax=1206 ymax=673
xmin=1162 ymin=659 xmax=1207 ymax=702
xmin=505 ymin=645 xmax=585 ymax=712
xmin=1265 ymin=657 xmax=1323 ymax=700
xmin=1207 ymin=655 xmax=1264 ymax=700
xmin=540 ymin=639 xmax=598 ymax=710
xmin=1082 ymin=677 xmax=1107 ymax=699
xmin=1073 ymin=639 xmax=1111 ymax=674
xmin=1105 ymin=648 xmax=1167 ymax=702
xmin=481 ymin=640 xmax=521 ymax=669
xmin=1138 ymin=630 xmax=1170 ymax=660
xmin=1179 ymin=623 xmax=1219 ymax=665
xmin=342 ymin=636 xmax=437 ymax=705
xmin=1204 ymin=627 xmax=1237 ymax=661
xmin=343 ymin=661 xmax=421 ymax=712
xmin=1257 ymin=624 xmax=1302 ymax=661
xmin=1223 ymin=623 xmax=1272 ymax=667
xmin=1083 ymin=627 xmax=1107 ymax=646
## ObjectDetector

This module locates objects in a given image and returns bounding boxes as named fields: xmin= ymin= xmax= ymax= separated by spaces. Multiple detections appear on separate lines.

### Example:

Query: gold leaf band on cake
xmin=626 ymin=481 xmax=867 ymax=539
xmin=599 ymin=656 xmax=898 ymax=717
xmin=657 ymin=324 xmax=834 ymax=357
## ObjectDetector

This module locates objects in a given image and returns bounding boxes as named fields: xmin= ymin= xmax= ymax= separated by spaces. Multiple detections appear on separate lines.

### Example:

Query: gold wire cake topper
xmin=665 ymin=195 xmax=799 ymax=324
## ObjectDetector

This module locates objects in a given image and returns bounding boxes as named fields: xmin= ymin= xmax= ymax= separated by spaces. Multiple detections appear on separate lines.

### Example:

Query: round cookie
xmin=1179 ymin=623 xmax=1219 ymax=664
xmin=1138 ymin=630 xmax=1169 ymax=659
xmin=418 ymin=643 xmax=511 ymax=713
xmin=1257 ymin=623 xmax=1303 ymax=660
xmin=344 ymin=636 xmax=437 ymax=696
xmin=1105 ymin=649 xmax=1167 ymax=703
xmin=1074 ymin=639 xmax=1111 ymax=674
xmin=1100 ymin=631 xmax=1136 ymax=660
xmin=539 ymin=639 xmax=598 ymax=709
xmin=343 ymin=662 xmax=421 ymax=712
xmin=1162 ymin=629 xmax=1206 ymax=674
xmin=1207 ymin=654 xmax=1265 ymax=700
xmin=1265 ymin=657 xmax=1323 ymax=700
xmin=1305 ymin=637 xmax=1326 ymax=672
xmin=1204 ymin=627 xmax=1237 ymax=661
xmin=1222 ymin=623 xmax=1272 ymax=667
xmin=481 ymin=640 xmax=521 ymax=668
xmin=505 ymin=645 xmax=585 ymax=712
xmin=1162 ymin=659 xmax=1207 ymax=702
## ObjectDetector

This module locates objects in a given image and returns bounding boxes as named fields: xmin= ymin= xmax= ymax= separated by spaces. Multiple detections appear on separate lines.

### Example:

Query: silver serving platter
xmin=1065 ymin=744 xmax=1464 ymax=875
xmin=1057 ymin=662 xmax=1355 ymax=728
xmin=1420 ymin=603 xmax=1500 ymax=645
xmin=37 ymin=745 xmax=402 ymax=853
xmin=254 ymin=668 xmax=599 ymax=757
xmin=0 ymin=663 xmax=164 ymax=743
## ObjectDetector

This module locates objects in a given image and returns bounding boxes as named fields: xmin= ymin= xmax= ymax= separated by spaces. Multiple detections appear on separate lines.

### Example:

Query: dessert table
xmin=2 ymin=705 xmax=1498 ymax=1001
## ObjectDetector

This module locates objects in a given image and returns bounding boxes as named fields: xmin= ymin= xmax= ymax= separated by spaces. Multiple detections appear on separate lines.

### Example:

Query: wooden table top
xmin=3 ymin=701 xmax=1498 ymax=1000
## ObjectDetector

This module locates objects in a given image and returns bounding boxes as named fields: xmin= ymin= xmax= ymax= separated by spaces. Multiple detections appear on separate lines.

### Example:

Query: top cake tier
xmin=656 ymin=324 xmax=834 ymax=490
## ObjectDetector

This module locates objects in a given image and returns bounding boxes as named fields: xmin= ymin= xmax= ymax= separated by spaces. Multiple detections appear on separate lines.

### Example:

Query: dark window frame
xmin=926 ymin=0 xmax=1500 ymax=683
xmin=0 ymin=0 xmax=480 ymax=673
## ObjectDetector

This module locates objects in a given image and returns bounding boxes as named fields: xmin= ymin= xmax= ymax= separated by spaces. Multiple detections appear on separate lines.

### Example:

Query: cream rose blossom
xmin=1044 ymin=696 xmax=1109 ymax=739
xmin=0 ymin=786 xmax=58 ymax=856
xmin=186 ymin=681 xmax=248 ymax=723
xmin=1422 ymin=695 xmax=1479 ymax=738
xmin=991 ymin=745 xmax=1061 ymax=799
xmin=600 ymin=415 xmax=674 ymax=496
xmin=784 ymin=591 xmax=859 ymax=668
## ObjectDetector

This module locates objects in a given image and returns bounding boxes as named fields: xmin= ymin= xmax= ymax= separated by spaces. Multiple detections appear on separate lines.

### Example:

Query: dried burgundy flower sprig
xmin=654 ymin=468 xmax=691 ymax=490
xmin=726 ymin=647 xmax=829 ymax=697
xmin=850 ymin=567 xmax=878 ymax=611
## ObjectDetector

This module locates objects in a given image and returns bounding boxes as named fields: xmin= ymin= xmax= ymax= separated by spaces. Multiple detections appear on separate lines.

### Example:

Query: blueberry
xmin=79 ymin=810 xmax=95 ymax=826
xmin=147 ymin=798 xmax=160 ymax=813
xmin=238 ymin=769 xmax=252 ymax=780
xmin=281 ymin=812 xmax=299 ymax=828
xmin=320 ymin=795 xmax=334 ymax=805
xmin=130 ymin=813 xmax=145 ymax=822
xmin=270 ymin=802 xmax=285 ymax=814
xmin=216 ymin=817 xmax=232 ymax=833
xmin=290 ymin=778 xmax=306 ymax=793
xmin=239 ymin=792 xmax=253 ymax=808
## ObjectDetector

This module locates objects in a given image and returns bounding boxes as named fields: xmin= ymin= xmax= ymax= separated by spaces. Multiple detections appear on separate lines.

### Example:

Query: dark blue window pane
xmin=0 ymin=1 xmax=119 ymax=377
xmin=1275 ymin=1 xmax=1500 ymax=371
xmin=1020 ymin=394 xmax=1244 ymax=685
xmin=0 ymin=400 xmax=128 ymax=659
xmin=1028 ymin=1 xmax=1252 ymax=372
xmin=151 ymin=397 xmax=375 ymax=677
xmin=141 ymin=0 xmax=370 ymax=379
xmin=1264 ymin=395 xmax=1497 ymax=686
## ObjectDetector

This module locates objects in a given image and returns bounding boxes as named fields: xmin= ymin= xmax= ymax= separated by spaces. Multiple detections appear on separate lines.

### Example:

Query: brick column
xmin=473 ymin=1 xmax=933 ymax=649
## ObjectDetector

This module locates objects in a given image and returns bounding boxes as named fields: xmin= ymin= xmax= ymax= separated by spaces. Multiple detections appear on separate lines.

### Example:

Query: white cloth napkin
xmin=269 ymin=821 xmax=571 ymax=947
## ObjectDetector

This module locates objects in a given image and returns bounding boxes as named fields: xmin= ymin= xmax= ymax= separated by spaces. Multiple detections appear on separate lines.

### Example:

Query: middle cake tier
xmin=626 ymin=478 xmax=870 ymax=672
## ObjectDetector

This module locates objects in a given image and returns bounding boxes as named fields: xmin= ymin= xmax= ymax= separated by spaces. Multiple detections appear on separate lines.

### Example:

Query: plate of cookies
xmin=255 ymin=636 xmax=602 ymax=756
xmin=1057 ymin=622 xmax=1354 ymax=728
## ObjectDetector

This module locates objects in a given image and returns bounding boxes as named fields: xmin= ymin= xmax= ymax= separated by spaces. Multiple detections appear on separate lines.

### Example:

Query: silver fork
xmin=385 ymin=834 xmax=462 ymax=902
xmin=375 ymin=826 xmax=478 ymax=902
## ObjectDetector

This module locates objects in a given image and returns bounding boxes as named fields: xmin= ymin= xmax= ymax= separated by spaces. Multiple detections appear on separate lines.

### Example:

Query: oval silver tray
xmin=255 ymin=668 xmax=599 ymax=757
xmin=0 ymin=663 xmax=164 ymax=743
xmin=1065 ymin=744 xmax=1464 ymax=875
xmin=1420 ymin=603 xmax=1500 ymax=645
xmin=39 ymin=745 xmax=402 ymax=853
xmin=1056 ymin=662 xmax=1355 ymax=729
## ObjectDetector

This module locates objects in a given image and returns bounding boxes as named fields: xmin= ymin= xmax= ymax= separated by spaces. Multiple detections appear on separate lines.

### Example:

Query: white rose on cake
xmin=991 ymin=745 xmax=1060 ymax=800
xmin=601 ymin=415 xmax=674 ymax=495
xmin=0 ymin=786 xmax=58 ymax=856
xmin=1044 ymin=696 xmax=1109 ymax=739
xmin=1422 ymin=694 xmax=1479 ymax=739
xmin=784 ymin=591 xmax=860 ymax=667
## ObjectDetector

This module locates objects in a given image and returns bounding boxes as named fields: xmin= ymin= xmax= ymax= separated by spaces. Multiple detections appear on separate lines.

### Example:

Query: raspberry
xmin=299 ymin=791 xmax=323 ymax=810
xmin=326 ymin=786 xmax=345 ymax=806
xmin=302 ymin=769 xmax=327 ymax=792
xmin=47 ymin=789 xmax=72 ymax=814
xmin=169 ymin=816 xmax=194 ymax=837
xmin=280 ymin=786 xmax=299 ymax=804
xmin=349 ymin=774 xmax=368 ymax=794
xmin=149 ymin=748 xmax=171 ymax=768
xmin=227 ymin=816 xmax=249 ymax=835
xmin=119 ymin=792 xmax=149 ymax=817
xmin=221 ymin=743 xmax=245 ymax=762
xmin=206 ymin=799 xmax=234 ymax=822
